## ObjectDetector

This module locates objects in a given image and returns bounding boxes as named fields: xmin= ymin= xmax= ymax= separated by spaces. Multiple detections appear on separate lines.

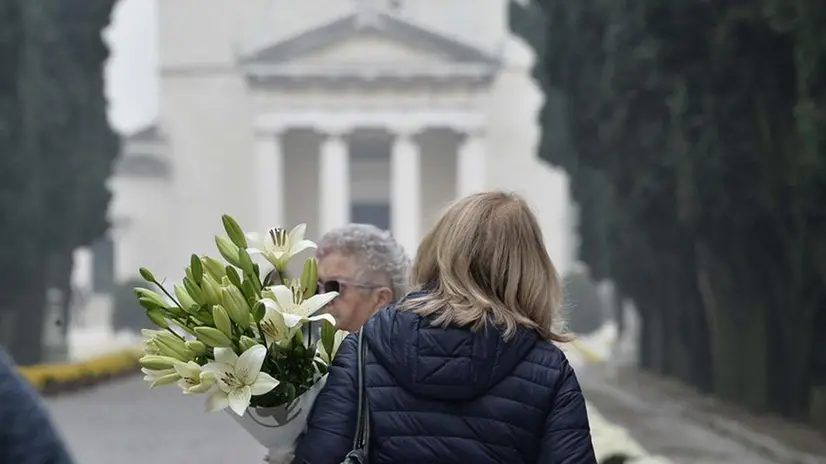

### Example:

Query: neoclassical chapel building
xmin=92 ymin=0 xmax=573 ymax=292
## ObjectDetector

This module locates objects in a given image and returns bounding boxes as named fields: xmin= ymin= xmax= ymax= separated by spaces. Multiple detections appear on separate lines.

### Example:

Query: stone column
xmin=390 ymin=128 xmax=422 ymax=256
xmin=256 ymin=131 xmax=285 ymax=232
xmin=456 ymin=129 xmax=487 ymax=197
xmin=319 ymin=129 xmax=350 ymax=232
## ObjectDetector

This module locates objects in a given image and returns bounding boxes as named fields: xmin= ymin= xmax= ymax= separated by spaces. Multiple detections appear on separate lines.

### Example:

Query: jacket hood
xmin=362 ymin=298 xmax=539 ymax=401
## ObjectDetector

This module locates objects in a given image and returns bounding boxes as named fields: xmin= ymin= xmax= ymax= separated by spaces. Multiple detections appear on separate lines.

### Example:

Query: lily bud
xmin=174 ymin=284 xmax=198 ymax=313
xmin=194 ymin=327 xmax=233 ymax=348
xmin=150 ymin=373 xmax=181 ymax=389
xmin=146 ymin=310 xmax=169 ymax=328
xmin=201 ymin=274 xmax=223 ymax=306
xmin=143 ymin=339 xmax=161 ymax=355
xmin=155 ymin=337 xmax=195 ymax=361
xmin=239 ymin=336 xmax=258 ymax=352
xmin=135 ymin=288 xmax=167 ymax=308
xmin=221 ymin=285 xmax=251 ymax=328
xmin=252 ymin=301 xmax=266 ymax=323
xmin=183 ymin=277 xmax=205 ymax=306
xmin=241 ymin=279 xmax=257 ymax=302
xmin=215 ymin=236 xmax=242 ymax=267
xmin=221 ymin=215 xmax=248 ymax=248
xmin=238 ymin=248 xmax=255 ymax=277
xmin=138 ymin=297 xmax=164 ymax=312
xmin=201 ymin=256 xmax=227 ymax=281
xmin=225 ymin=267 xmax=242 ymax=288
xmin=212 ymin=305 xmax=233 ymax=338
xmin=301 ymin=257 xmax=318 ymax=298
xmin=139 ymin=268 xmax=156 ymax=283
xmin=189 ymin=254 xmax=204 ymax=285
xmin=139 ymin=355 xmax=178 ymax=370
xmin=185 ymin=340 xmax=207 ymax=355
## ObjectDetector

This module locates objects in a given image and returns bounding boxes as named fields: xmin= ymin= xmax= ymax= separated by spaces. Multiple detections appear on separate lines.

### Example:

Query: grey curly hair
xmin=316 ymin=223 xmax=411 ymax=300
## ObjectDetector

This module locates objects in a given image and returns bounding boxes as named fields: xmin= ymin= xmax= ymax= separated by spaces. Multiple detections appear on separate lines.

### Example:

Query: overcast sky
xmin=104 ymin=0 xmax=157 ymax=133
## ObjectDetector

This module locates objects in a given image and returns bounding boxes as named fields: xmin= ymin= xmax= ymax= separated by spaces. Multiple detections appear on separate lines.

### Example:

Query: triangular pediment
xmin=241 ymin=12 xmax=498 ymax=69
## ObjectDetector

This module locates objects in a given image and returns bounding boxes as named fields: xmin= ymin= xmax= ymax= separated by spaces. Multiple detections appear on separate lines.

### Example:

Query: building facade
xmin=102 ymin=0 xmax=574 ymax=287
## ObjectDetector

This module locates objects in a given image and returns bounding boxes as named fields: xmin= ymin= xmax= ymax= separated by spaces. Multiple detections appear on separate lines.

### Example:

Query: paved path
xmin=578 ymin=365 xmax=826 ymax=464
xmin=47 ymin=377 xmax=267 ymax=463
xmin=46 ymin=333 xmax=820 ymax=464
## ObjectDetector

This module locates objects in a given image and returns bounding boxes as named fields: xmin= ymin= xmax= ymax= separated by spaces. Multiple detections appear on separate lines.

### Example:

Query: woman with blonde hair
xmin=293 ymin=191 xmax=596 ymax=464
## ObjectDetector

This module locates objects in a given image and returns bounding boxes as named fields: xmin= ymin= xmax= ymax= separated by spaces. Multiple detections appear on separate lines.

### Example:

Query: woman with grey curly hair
xmin=316 ymin=223 xmax=410 ymax=333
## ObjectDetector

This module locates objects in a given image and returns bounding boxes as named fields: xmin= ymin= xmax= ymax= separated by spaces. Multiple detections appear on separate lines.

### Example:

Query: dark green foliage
xmin=0 ymin=0 xmax=118 ymax=364
xmin=511 ymin=0 xmax=826 ymax=422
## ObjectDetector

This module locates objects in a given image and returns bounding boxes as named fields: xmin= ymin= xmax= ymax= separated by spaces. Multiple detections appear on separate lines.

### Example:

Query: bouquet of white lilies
xmin=134 ymin=215 xmax=347 ymax=457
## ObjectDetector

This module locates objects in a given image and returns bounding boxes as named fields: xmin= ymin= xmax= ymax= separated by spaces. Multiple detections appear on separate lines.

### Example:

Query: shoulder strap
xmin=352 ymin=329 xmax=370 ymax=452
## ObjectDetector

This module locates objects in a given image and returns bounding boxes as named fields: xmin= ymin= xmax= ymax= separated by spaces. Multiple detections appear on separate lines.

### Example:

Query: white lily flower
xmin=173 ymin=361 xmax=215 ymax=395
xmin=316 ymin=329 xmax=348 ymax=364
xmin=259 ymin=307 xmax=296 ymax=346
xmin=202 ymin=345 xmax=280 ymax=416
xmin=260 ymin=284 xmax=337 ymax=329
xmin=246 ymin=224 xmax=315 ymax=270
xmin=141 ymin=367 xmax=180 ymax=388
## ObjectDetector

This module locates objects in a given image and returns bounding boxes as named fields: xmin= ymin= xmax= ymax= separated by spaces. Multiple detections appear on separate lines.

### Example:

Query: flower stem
xmin=154 ymin=279 xmax=185 ymax=311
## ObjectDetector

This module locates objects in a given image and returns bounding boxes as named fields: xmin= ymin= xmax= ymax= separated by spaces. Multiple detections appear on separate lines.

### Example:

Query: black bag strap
xmin=342 ymin=330 xmax=370 ymax=463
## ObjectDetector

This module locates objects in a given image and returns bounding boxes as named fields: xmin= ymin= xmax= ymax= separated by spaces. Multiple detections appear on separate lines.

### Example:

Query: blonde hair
xmin=401 ymin=191 xmax=570 ymax=342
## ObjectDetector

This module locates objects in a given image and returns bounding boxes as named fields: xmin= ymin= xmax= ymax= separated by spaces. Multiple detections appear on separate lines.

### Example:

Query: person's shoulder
xmin=523 ymin=339 xmax=576 ymax=380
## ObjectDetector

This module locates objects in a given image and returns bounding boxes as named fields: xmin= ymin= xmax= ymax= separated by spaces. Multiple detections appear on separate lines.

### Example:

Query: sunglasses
xmin=318 ymin=279 xmax=381 ymax=294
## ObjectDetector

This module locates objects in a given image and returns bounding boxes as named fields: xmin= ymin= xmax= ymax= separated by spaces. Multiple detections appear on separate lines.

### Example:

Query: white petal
xmin=281 ymin=312 xmax=303 ymax=328
xmin=235 ymin=345 xmax=267 ymax=385
xmin=249 ymin=372 xmax=280 ymax=396
xmin=202 ymin=362 xmax=234 ymax=393
xmin=205 ymin=389 xmax=230 ymax=412
xmin=307 ymin=313 xmax=337 ymax=326
xmin=141 ymin=367 xmax=175 ymax=378
xmin=173 ymin=361 xmax=201 ymax=378
xmin=186 ymin=382 xmax=213 ymax=395
xmin=301 ymin=292 xmax=339 ymax=316
xmin=202 ymin=362 xmax=233 ymax=375
xmin=263 ymin=236 xmax=280 ymax=254
xmin=289 ymin=239 xmax=316 ymax=256
xmin=213 ymin=347 xmax=239 ymax=366
xmin=150 ymin=373 xmax=180 ymax=388
xmin=270 ymin=285 xmax=294 ymax=309
xmin=246 ymin=247 xmax=265 ymax=256
xmin=228 ymin=385 xmax=252 ymax=416
xmin=199 ymin=370 xmax=217 ymax=384
xmin=245 ymin=232 xmax=264 ymax=247
xmin=288 ymin=223 xmax=307 ymax=244
xmin=260 ymin=298 xmax=279 ymax=311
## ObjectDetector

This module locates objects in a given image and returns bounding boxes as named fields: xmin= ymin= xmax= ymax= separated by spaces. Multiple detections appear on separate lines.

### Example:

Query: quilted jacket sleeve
xmin=537 ymin=361 xmax=597 ymax=464
xmin=293 ymin=334 xmax=359 ymax=464
xmin=0 ymin=349 xmax=74 ymax=464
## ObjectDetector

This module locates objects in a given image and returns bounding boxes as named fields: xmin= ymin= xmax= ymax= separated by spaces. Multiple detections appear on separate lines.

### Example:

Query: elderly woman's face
xmin=317 ymin=252 xmax=392 ymax=333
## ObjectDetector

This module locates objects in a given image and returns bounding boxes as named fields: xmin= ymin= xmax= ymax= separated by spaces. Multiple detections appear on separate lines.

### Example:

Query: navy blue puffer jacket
xmin=0 ymin=348 xmax=74 ymax=464
xmin=293 ymin=303 xmax=596 ymax=464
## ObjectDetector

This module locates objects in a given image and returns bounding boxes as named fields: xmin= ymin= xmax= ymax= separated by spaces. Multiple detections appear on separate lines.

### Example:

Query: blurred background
xmin=1 ymin=0 xmax=825 ymax=463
